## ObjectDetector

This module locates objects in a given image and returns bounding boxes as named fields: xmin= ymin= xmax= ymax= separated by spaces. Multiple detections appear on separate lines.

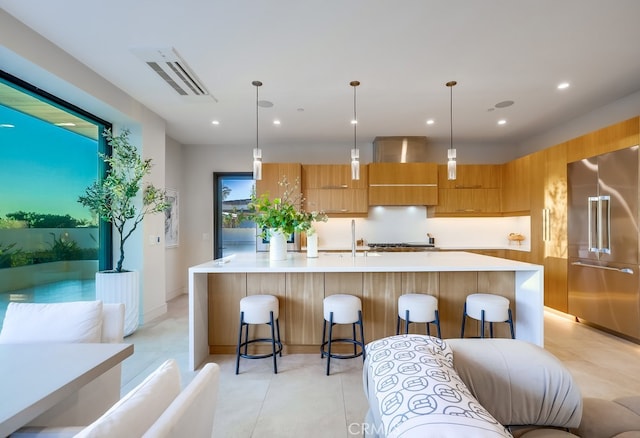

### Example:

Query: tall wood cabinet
xmin=302 ymin=164 xmax=368 ymax=216
xmin=529 ymin=145 xmax=568 ymax=311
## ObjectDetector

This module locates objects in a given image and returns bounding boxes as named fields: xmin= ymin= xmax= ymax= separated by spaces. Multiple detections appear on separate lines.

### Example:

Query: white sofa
xmin=363 ymin=335 xmax=583 ymax=437
xmin=11 ymin=359 xmax=221 ymax=438
xmin=0 ymin=300 xmax=125 ymax=427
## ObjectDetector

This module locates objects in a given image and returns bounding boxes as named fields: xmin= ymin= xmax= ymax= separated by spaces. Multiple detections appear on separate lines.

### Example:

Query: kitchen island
xmin=188 ymin=251 xmax=543 ymax=370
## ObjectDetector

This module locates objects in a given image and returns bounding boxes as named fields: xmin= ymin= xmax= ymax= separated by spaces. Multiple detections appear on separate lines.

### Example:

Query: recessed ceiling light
xmin=426 ymin=119 xmax=435 ymax=125
xmin=273 ymin=120 xmax=281 ymax=125
xmin=0 ymin=123 xmax=15 ymax=128
xmin=557 ymin=82 xmax=570 ymax=90
xmin=351 ymin=119 xmax=357 ymax=125
xmin=211 ymin=120 xmax=220 ymax=125
xmin=498 ymin=119 xmax=507 ymax=125
xmin=55 ymin=122 xmax=76 ymax=127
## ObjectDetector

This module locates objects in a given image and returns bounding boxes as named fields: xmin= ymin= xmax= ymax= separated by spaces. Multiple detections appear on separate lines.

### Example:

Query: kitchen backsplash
xmin=311 ymin=206 xmax=531 ymax=251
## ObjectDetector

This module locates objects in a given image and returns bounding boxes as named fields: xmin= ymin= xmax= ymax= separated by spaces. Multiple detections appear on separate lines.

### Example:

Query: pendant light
xmin=252 ymin=80 xmax=263 ymax=181
xmin=350 ymin=80 xmax=360 ymax=180
xmin=446 ymin=80 xmax=457 ymax=180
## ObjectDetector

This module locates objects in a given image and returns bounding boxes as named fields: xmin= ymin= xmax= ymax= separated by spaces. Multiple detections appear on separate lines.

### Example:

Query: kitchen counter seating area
xmin=188 ymin=251 xmax=543 ymax=371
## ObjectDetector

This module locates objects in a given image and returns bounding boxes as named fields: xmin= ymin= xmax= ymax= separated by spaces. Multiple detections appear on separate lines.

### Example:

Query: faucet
xmin=351 ymin=219 xmax=356 ymax=257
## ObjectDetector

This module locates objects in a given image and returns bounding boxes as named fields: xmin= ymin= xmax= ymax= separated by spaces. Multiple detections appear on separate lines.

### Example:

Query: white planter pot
xmin=95 ymin=270 xmax=139 ymax=336
xmin=269 ymin=229 xmax=288 ymax=261
xmin=307 ymin=233 xmax=318 ymax=258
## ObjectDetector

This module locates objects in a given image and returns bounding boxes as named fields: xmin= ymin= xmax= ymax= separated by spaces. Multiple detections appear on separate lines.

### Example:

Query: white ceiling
xmin=2 ymin=0 xmax=640 ymax=150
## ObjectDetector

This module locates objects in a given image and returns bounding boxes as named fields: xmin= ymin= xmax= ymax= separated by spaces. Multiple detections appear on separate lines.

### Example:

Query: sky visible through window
xmin=0 ymin=105 xmax=97 ymax=222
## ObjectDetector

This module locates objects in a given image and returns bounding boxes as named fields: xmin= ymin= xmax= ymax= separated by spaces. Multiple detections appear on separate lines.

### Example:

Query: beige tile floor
xmin=121 ymin=295 xmax=640 ymax=437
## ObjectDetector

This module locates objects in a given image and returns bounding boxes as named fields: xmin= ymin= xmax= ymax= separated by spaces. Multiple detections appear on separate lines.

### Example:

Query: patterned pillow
xmin=365 ymin=335 xmax=513 ymax=438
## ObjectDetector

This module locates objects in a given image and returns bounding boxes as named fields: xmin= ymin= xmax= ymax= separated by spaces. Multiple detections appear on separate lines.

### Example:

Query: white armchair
xmin=11 ymin=359 xmax=221 ymax=438
xmin=0 ymin=300 xmax=126 ymax=427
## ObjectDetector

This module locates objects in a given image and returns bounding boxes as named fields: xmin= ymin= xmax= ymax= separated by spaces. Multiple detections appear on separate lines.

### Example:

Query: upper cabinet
xmin=501 ymin=155 xmax=531 ymax=214
xmin=429 ymin=164 xmax=502 ymax=216
xmin=368 ymin=163 xmax=438 ymax=206
xmin=255 ymin=163 xmax=302 ymax=199
xmin=566 ymin=116 xmax=640 ymax=163
xmin=302 ymin=164 xmax=368 ymax=215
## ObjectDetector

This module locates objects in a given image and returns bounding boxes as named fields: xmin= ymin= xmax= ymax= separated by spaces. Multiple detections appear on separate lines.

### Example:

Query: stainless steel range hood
xmin=373 ymin=136 xmax=429 ymax=163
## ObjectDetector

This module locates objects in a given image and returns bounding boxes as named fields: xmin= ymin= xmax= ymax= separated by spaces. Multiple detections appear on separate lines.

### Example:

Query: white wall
xmin=0 ymin=10 xmax=168 ymax=325
xmin=165 ymin=136 xmax=187 ymax=300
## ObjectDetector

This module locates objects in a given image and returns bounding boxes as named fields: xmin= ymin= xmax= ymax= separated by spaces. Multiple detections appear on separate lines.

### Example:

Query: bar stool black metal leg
xmin=326 ymin=312 xmax=334 ymax=376
xmin=405 ymin=310 xmax=410 ymax=334
xmin=480 ymin=309 xmax=486 ymax=339
xmin=508 ymin=308 xmax=515 ymax=339
xmin=321 ymin=319 xmax=327 ymax=358
xmin=396 ymin=315 xmax=401 ymax=335
xmin=461 ymin=303 xmax=467 ymax=338
xmin=268 ymin=311 xmax=278 ymax=374
xmin=276 ymin=318 xmax=283 ymax=356
xmin=235 ymin=312 xmax=245 ymax=375
xmin=352 ymin=323 xmax=357 ymax=356
xmin=435 ymin=310 xmax=442 ymax=338
xmin=490 ymin=321 xmax=494 ymax=338
xmin=358 ymin=310 xmax=365 ymax=361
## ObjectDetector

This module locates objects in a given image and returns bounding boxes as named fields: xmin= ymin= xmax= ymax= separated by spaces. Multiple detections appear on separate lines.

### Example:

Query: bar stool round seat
xmin=235 ymin=294 xmax=282 ymax=374
xmin=396 ymin=294 xmax=441 ymax=337
xmin=321 ymin=294 xmax=365 ymax=376
xmin=461 ymin=293 xmax=514 ymax=339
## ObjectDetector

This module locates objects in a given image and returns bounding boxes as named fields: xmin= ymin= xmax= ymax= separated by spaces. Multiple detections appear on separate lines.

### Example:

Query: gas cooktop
xmin=367 ymin=242 xmax=436 ymax=248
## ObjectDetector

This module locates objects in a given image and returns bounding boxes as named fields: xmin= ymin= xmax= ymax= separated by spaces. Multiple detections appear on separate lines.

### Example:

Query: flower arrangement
xmin=249 ymin=176 xmax=327 ymax=238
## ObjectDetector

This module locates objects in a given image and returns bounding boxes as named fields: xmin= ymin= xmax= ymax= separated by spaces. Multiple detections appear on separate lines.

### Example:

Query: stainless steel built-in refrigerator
xmin=568 ymin=145 xmax=640 ymax=340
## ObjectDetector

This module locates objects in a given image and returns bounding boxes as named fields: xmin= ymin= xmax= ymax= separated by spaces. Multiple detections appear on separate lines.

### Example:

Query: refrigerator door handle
xmin=571 ymin=261 xmax=633 ymax=274
xmin=588 ymin=196 xmax=599 ymax=253
xmin=599 ymin=195 xmax=611 ymax=254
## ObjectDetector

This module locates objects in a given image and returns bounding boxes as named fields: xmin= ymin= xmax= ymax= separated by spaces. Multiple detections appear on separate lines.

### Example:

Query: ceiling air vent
xmin=130 ymin=47 xmax=217 ymax=101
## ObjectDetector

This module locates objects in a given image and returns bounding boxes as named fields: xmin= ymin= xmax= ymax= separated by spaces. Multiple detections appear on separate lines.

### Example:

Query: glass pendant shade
xmin=447 ymin=148 xmax=456 ymax=180
xmin=445 ymin=80 xmax=458 ymax=181
xmin=350 ymin=80 xmax=360 ymax=180
xmin=253 ymin=147 xmax=262 ymax=181
xmin=351 ymin=148 xmax=360 ymax=180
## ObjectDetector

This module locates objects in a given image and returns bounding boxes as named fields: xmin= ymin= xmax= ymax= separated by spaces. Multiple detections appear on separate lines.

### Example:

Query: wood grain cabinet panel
xmin=302 ymin=164 xmax=368 ymax=215
xmin=362 ymin=273 xmax=402 ymax=342
xmin=501 ymin=155 xmax=531 ymax=214
xmin=368 ymin=163 xmax=438 ymax=206
xmin=430 ymin=165 xmax=502 ymax=216
xmin=285 ymin=273 xmax=324 ymax=349
xmin=256 ymin=163 xmax=302 ymax=199
xmin=207 ymin=273 xmax=246 ymax=352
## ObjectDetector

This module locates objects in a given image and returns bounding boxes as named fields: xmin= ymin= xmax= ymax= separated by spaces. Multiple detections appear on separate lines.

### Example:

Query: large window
xmin=0 ymin=71 xmax=110 ymax=321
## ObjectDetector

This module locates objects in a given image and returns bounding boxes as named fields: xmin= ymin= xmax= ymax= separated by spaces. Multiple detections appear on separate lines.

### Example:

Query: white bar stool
xmin=396 ymin=293 xmax=441 ymax=338
xmin=235 ymin=294 xmax=282 ymax=374
xmin=320 ymin=294 xmax=365 ymax=376
xmin=461 ymin=293 xmax=515 ymax=339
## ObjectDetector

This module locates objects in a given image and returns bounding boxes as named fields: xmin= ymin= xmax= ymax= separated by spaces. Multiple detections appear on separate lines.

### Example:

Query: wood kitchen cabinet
xmin=502 ymin=155 xmax=531 ymax=214
xmin=429 ymin=164 xmax=502 ymax=216
xmin=255 ymin=163 xmax=302 ymax=199
xmin=302 ymin=164 xmax=368 ymax=216
xmin=566 ymin=116 xmax=640 ymax=163
xmin=368 ymin=162 xmax=438 ymax=206
xmin=529 ymin=143 xmax=568 ymax=312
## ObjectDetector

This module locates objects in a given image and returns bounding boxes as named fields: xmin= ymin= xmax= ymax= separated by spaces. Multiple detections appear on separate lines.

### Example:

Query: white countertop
xmin=190 ymin=251 xmax=541 ymax=274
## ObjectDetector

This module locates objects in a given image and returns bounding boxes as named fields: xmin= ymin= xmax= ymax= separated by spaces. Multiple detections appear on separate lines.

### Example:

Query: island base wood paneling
xmin=206 ymin=270 xmax=516 ymax=354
